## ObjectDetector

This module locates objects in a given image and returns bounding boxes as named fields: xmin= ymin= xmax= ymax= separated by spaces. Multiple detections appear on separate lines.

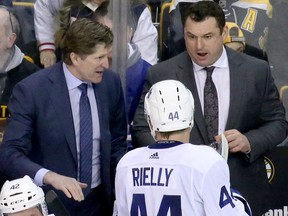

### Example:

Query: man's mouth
xmin=197 ymin=52 xmax=208 ymax=57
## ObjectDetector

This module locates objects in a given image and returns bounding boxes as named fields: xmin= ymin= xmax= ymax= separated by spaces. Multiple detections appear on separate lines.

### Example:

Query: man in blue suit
xmin=0 ymin=18 xmax=127 ymax=216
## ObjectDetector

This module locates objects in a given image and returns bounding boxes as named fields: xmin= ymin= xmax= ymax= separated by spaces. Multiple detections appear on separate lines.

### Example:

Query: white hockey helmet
xmin=144 ymin=80 xmax=194 ymax=138
xmin=0 ymin=175 xmax=48 ymax=216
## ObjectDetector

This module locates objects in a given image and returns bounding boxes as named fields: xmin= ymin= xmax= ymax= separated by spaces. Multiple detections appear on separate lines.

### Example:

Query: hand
xmin=40 ymin=50 xmax=56 ymax=68
xmin=43 ymin=171 xmax=87 ymax=202
xmin=216 ymin=129 xmax=251 ymax=153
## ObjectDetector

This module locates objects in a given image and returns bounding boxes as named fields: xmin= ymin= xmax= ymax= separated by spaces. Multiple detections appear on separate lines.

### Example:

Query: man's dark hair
xmin=181 ymin=1 xmax=226 ymax=33
xmin=60 ymin=18 xmax=113 ymax=65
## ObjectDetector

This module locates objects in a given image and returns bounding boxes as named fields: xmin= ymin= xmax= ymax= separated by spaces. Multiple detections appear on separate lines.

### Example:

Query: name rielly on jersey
xmin=132 ymin=167 xmax=174 ymax=187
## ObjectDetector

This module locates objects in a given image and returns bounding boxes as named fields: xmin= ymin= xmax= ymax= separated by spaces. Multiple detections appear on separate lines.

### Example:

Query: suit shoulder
xmin=102 ymin=69 xmax=120 ymax=80
xmin=150 ymin=52 xmax=189 ymax=71
xmin=15 ymin=62 xmax=62 ymax=88
xmin=227 ymin=47 xmax=269 ymax=67
xmin=101 ymin=69 xmax=122 ymax=88
xmin=242 ymin=52 xmax=269 ymax=66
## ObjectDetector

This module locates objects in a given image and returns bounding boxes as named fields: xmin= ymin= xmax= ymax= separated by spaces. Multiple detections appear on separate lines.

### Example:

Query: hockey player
xmin=0 ymin=176 xmax=54 ymax=216
xmin=115 ymin=80 xmax=251 ymax=216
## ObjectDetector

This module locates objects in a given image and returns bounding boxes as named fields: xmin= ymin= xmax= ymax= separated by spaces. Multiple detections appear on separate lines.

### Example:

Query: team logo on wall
xmin=264 ymin=156 xmax=275 ymax=183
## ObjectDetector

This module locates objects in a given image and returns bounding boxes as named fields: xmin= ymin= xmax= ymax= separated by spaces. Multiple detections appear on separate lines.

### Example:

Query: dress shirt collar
xmin=63 ymin=63 xmax=91 ymax=90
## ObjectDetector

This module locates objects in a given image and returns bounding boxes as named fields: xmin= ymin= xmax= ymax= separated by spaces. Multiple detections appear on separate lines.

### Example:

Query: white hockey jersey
xmin=115 ymin=142 xmax=248 ymax=216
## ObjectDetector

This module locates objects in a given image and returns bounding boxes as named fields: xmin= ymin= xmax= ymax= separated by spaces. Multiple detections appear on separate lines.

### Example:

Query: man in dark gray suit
xmin=132 ymin=1 xmax=288 ymax=215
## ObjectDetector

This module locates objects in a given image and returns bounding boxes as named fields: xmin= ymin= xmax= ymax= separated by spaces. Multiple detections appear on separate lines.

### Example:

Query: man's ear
xmin=70 ymin=52 xmax=81 ymax=66
xmin=222 ymin=25 xmax=229 ymax=43
xmin=7 ymin=33 xmax=16 ymax=48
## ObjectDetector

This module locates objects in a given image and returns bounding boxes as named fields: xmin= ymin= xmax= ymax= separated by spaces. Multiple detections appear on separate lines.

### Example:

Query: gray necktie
xmin=204 ymin=66 xmax=218 ymax=142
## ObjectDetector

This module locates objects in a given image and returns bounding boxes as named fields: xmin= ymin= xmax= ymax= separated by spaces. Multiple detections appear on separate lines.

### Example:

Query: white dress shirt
xmin=193 ymin=47 xmax=230 ymax=135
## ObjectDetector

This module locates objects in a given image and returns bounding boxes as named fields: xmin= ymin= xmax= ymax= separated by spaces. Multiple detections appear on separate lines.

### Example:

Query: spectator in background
xmin=34 ymin=0 xmax=158 ymax=67
xmin=128 ymin=0 xmax=158 ymax=65
xmin=0 ymin=18 xmax=127 ymax=216
xmin=132 ymin=1 xmax=288 ymax=214
xmin=224 ymin=21 xmax=268 ymax=61
xmin=0 ymin=6 xmax=39 ymax=105
xmin=224 ymin=22 xmax=245 ymax=53
xmin=225 ymin=0 xmax=272 ymax=53
xmin=34 ymin=0 xmax=107 ymax=68
xmin=10 ymin=0 xmax=39 ymax=65
xmin=266 ymin=0 xmax=288 ymax=89
xmin=0 ymin=175 xmax=54 ymax=216
xmin=266 ymin=0 xmax=288 ymax=132
xmin=0 ymin=6 xmax=40 ymax=149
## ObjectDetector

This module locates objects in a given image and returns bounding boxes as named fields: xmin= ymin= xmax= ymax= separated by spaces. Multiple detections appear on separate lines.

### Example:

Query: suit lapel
xmin=175 ymin=52 xmax=210 ymax=144
xmin=92 ymin=83 xmax=104 ymax=142
xmin=225 ymin=49 xmax=245 ymax=129
xmin=92 ymin=82 xmax=111 ymax=168
xmin=47 ymin=63 xmax=77 ymax=163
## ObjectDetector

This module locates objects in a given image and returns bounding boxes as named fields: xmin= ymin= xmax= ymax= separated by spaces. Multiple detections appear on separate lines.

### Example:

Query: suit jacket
xmin=0 ymin=62 xmax=127 ymax=214
xmin=132 ymin=48 xmax=288 ymax=215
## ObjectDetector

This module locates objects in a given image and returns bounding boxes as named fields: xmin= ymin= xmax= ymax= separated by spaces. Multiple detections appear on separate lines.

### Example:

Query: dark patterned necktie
xmin=78 ymin=83 xmax=92 ymax=195
xmin=204 ymin=66 xmax=218 ymax=142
